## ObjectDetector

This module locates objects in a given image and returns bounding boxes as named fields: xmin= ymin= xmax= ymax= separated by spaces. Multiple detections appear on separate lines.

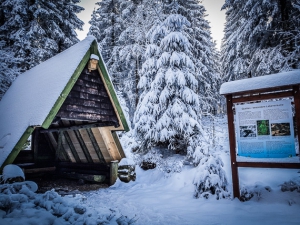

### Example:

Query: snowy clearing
xmin=1 ymin=117 xmax=300 ymax=225
xmin=84 ymin=159 xmax=300 ymax=225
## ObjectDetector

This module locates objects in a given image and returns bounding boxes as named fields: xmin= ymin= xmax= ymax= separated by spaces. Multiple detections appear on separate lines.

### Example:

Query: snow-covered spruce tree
xmin=134 ymin=13 xmax=201 ymax=154
xmin=114 ymin=0 xmax=165 ymax=125
xmin=248 ymin=0 xmax=300 ymax=76
xmin=0 ymin=40 xmax=20 ymax=100
xmin=221 ymin=0 xmax=300 ymax=81
xmin=0 ymin=0 xmax=84 ymax=73
xmin=90 ymin=0 xmax=164 ymax=127
xmin=88 ymin=0 xmax=121 ymax=63
xmin=189 ymin=134 xmax=230 ymax=199
xmin=163 ymin=0 xmax=221 ymax=114
xmin=220 ymin=0 xmax=252 ymax=81
xmin=115 ymin=0 xmax=149 ymax=121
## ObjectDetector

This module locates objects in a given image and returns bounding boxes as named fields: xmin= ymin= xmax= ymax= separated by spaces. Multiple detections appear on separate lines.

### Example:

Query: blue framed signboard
xmin=235 ymin=99 xmax=296 ymax=158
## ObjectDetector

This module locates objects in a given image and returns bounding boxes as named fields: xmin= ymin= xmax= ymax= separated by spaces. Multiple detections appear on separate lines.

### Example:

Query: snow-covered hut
xmin=0 ymin=36 xmax=129 ymax=185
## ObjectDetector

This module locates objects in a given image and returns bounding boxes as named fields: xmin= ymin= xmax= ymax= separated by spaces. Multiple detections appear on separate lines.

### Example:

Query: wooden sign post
xmin=220 ymin=71 xmax=300 ymax=199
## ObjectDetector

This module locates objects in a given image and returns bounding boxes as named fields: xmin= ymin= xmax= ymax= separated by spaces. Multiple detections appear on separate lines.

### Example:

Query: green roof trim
xmin=41 ymin=49 xmax=91 ymax=129
xmin=91 ymin=41 xmax=130 ymax=131
xmin=0 ymin=126 xmax=34 ymax=171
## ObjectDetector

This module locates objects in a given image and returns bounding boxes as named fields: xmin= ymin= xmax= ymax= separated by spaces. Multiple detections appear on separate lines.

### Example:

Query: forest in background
xmin=0 ymin=0 xmax=299 ymax=198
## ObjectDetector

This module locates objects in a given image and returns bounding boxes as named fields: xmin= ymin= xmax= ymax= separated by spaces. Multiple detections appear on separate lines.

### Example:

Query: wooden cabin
xmin=0 ymin=36 xmax=129 ymax=185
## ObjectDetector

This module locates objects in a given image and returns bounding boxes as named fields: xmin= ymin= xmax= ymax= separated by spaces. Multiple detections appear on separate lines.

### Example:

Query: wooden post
xmin=33 ymin=128 xmax=39 ymax=163
xmin=226 ymin=95 xmax=240 ymax=199
xmin=110 ymin=160 xmax=118 ymax=185
xmin=293 ymin=86 xmax=300 ymax=155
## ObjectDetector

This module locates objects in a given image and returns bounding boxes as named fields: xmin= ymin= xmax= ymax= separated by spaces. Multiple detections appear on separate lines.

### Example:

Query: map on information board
xmin=235 ymin=99 xmax=296 ymax=158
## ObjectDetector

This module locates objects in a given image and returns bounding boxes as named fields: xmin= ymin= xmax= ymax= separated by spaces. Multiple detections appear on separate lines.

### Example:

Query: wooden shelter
xmin=220 ymin=70 xmax=300 ymax=199
xmin=0 ymin=36 xmax=129 ymax=185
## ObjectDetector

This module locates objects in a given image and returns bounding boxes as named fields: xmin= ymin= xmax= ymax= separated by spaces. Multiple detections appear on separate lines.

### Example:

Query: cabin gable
xmin=56 ymin=65 xmax=119 ymax=126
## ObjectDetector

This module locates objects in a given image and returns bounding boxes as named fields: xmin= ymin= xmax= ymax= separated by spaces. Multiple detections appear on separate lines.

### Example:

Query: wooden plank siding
xmin=99 ymin=127 xmax=122 ymax=161
xmin=42 ymin=120 xmax=112 ymax=164
xmin=57 ymin=66 xmax=119 ymax=125
xmin=91 ymin=127 xmax=112 ymax=163
xmin=41 ymin=49 xmax=91 ymax=129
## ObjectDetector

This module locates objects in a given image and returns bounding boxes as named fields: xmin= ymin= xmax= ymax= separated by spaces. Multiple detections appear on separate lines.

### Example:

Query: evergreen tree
xmin=0 ymin=0 xmax=84 ymax=73
xmin=0 ymin=40 xmax=20 ymax=100
xmin=134 ymin=14 xmax=201 ymax=153
xmin=221 ymin=0 xmax=300 ymax=81
xmin=89 ymin=0 xmax=164 ymax=126
xmin=88 ymin=0 xmax=121 ymax=63
xmin=163 ymin=0 xmax=221 ymax=113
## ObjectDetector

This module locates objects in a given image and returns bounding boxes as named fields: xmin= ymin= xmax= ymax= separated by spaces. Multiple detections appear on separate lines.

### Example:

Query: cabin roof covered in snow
xmin=0 ymin=36 xmax=129 ymax=169
xmin=220 ymin=70 xmax=300 ymax=95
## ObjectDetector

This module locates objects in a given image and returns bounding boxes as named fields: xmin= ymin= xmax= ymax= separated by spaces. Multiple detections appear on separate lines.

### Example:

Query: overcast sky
xmin=76 ymin=0 xmax=226 ymax=50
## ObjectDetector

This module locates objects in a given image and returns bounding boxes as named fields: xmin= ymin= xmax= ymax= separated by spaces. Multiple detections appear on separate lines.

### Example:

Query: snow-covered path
xmin=85 ymin=167 xmax=300 ymax=225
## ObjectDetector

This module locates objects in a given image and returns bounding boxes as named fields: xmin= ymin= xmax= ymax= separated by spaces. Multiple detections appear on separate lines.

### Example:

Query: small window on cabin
xmin=22 ymin=135 xmax=32 ymax=150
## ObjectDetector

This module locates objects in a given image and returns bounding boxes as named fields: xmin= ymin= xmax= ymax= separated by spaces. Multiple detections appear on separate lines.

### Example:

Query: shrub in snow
xmin=193 ymin=153 xmax=229 ymax=200
xmin=280 ymin=180 xmax=300 ymax=192
xmin=240 ymin=184 xmax=272 ymax=202
xmin=186 ymin=129 xmax=229 ymax=200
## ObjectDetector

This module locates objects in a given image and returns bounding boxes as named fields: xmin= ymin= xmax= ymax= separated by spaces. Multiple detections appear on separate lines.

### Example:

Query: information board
xmin=235 ymin=99 xmax=296 ymax=158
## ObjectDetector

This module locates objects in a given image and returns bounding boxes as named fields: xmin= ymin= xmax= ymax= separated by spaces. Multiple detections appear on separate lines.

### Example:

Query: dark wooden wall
xmin=57 ymin=66 xmax=119 ymax=126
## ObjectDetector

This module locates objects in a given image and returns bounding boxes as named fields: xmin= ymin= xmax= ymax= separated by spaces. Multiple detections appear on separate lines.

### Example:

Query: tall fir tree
xmin=0 ymin=0 xmax=84 ymax=73
xmin=134 ymin=13 xmax=201 ymax=153
xmin=221 ymin=0 xmax=300 ymax=81
xmin=89 ymin=0 xmax=163 ymax=127
xmin=163 ymin=0 xmax=221 ymax=113
xmin=0 ymin=40 xmax=20 ymax=100
xmin=88 ymin=0 xmax=121 ymax=63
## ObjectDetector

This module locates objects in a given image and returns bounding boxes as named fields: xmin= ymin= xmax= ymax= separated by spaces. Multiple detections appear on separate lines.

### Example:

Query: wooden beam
xmin=91 ymin=128 xmax=112 ymax=163
xmin=33 ymin=128 xmax=39 ymax=164
xmin=62 ymin=131 xmax=81 ymax=163
xmin=110 ymin=160 xmax=118 ymax=185
xmin=72 ymin=129 xmax=94 ymax=163
xmin=112 ymin=131 xmax=126 ymax=158
xmin=24 ymin=167 xmax=56 ymax=174
xmin=86 ymin=128 xmax=106 ymax=163
xmin=47 ymin=132 xmax=71 ymax=162
xmin=58 ymin=162 xmax=109 ymax=171
xmin=232 ymin=91 xmax=293 ymax=103
xmin=225 ymin=85 xmax=294 ymax=97
xmin=226 ymin=95 xmax=240 ymax=199
xmin=293 ymin=86 xmax=300 ymax=153
xmin=40 ymin=121 xmax=116 ymax=133
xmin=99 ymin=127 xmax=122 ymax=161
xmin=237 ymin=162 xmax=300 ymax=169
xmin=56 ymin=131 xmax=64 ymax=161
xmin=1 ymin=127 xmax=35 ymax=171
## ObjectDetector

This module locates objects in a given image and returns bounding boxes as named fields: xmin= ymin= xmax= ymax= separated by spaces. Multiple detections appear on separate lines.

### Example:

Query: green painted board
xmin=0 ymin=126 xmax=35 ymax=171
xmin=91 ymin=41 xmax=130 ymax=132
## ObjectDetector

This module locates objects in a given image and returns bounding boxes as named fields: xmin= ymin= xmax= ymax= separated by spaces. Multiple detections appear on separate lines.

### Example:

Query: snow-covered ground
xmin=1 ymin=116 xmax=300 ymax=225
xmin=85 ymin=165 xmax=300 ymax=225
